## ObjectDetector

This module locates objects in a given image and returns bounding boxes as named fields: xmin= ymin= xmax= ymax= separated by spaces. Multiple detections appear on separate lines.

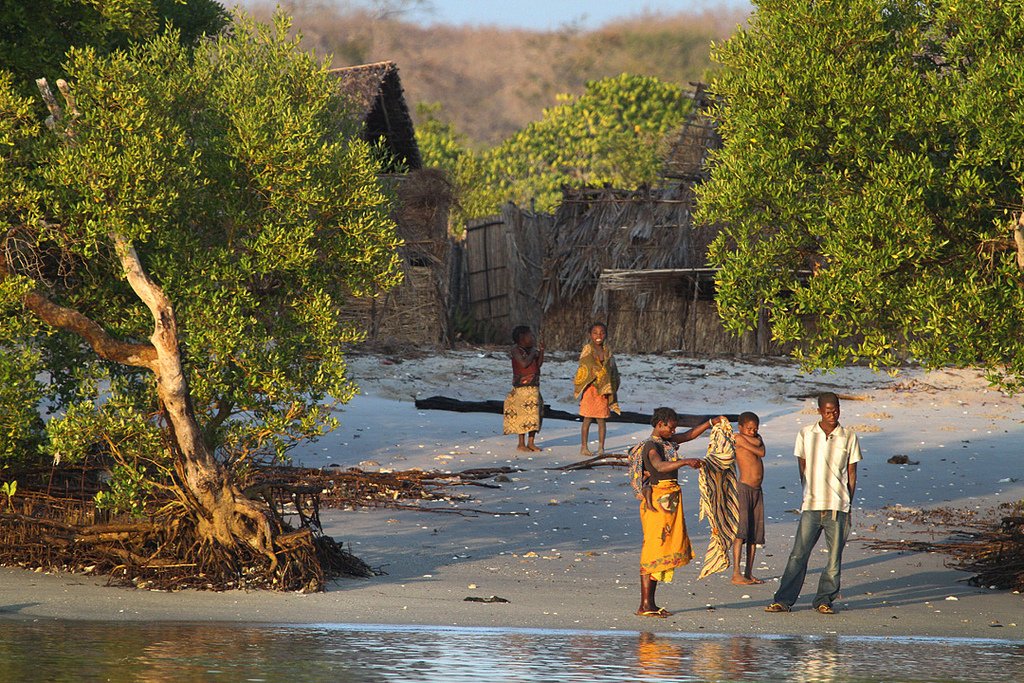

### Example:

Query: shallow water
xmin=0 ymin=621 xmax=1021 ymax=682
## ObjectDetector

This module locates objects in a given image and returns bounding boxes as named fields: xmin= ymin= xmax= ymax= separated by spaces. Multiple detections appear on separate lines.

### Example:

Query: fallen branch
xmin=247 ymin=465 xmax=526 ymax=517
xmin=547 ymin=453 xmax=628 ymax=471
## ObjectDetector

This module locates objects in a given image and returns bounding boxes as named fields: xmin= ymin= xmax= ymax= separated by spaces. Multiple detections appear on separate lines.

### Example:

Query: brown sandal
xmin=764 ymin=602 xmax=791 ymax=613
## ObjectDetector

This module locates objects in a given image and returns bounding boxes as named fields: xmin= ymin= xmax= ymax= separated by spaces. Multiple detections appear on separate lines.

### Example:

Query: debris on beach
xmin=887 ymin=455 xmax=920 ymax=465
xmin=0 ymin=462 xmax=524 ymax=592
xmin=464 ymin=595 xmax=510 ymax=603
xmin=862 ymin=502 xmax=1024 ymax=591
xmin=849 ymin=424 xmax=883 ymax=433
xmin=891 ymin=379 xmax=940 ymax=393
xmin=0 ymin=464 xmax=376 ymax=592
xmin=247 ymin=465 xmax=527 ymax=518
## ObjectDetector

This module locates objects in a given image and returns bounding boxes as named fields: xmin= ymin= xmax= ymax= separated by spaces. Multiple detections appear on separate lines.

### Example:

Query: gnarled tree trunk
xmin=109 ymin=234 xmax=279 ymax=568
xmin=1 ymin=234 xmax=286 ymax=578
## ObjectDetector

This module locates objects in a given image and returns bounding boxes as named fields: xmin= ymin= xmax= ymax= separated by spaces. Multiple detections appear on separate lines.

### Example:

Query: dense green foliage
xmin=697 ymin=0 xmax=1024 ymax=389
xmin=0 ymin=73 xmax=45 ymax=460
xmin=418 ymin=73 xmax=692 ymax=222
xmin=0 ymin=15 xmax=401 ymax=501
xmin=0 ymin=0 xmax=228 ymax=98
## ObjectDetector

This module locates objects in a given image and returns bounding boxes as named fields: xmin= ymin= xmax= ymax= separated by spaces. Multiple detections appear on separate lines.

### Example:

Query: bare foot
xmin=517 ymin=445 xmax=531 ymax=452
xmin=747 ymin=575 xmax=765 ymax=584
xmin=527 ymin=444 xmax=542 ymax=452
xmin=580 ymin=447 xmax=594 ymax=456
xmin=731 ymin=575 xmax=756 ymax=585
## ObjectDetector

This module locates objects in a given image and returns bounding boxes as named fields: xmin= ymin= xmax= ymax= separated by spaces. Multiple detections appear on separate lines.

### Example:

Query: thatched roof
xmin=540 ymin=184 xmax=720 ymax=311
xmin=329 ymin=61 xmax=422 ymax=171
xmin=537 ymin=82 xmax=725 ymax=312
xmin=662 ymin=82 xmax=721 ymax=182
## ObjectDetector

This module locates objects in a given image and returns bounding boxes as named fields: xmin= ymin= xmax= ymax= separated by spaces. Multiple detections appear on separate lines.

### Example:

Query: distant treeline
xmin=249 ymin=2 xmax=748 ymax=146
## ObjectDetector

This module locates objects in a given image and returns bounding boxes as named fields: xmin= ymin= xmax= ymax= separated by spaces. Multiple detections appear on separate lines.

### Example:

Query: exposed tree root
xmin=0 ymin=464 xmax=520 ymax=590
xmin=0 ymin=467 xmax=373 ymax=592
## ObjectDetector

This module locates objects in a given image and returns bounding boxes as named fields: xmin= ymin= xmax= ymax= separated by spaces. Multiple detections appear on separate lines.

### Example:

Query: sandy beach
xmin=3 ymin=350 xmax=1022 ymax=641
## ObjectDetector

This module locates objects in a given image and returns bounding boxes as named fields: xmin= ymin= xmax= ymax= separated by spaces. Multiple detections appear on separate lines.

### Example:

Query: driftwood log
xmin=414 ymin=395 xmax=737 ymax=427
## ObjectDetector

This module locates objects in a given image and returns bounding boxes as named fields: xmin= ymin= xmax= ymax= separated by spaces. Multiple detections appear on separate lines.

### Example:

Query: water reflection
xmin=0 ymin=620 xmax=1020 ymax=682
xmin=690 ymin=636 xmax=760 ymax=681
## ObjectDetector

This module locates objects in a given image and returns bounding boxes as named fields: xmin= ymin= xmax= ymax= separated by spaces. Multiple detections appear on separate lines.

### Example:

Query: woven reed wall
xmin=541 ymin=287 xmax=764 ymax=355
xmin=342 ymin=266 xmax=446 ymax=346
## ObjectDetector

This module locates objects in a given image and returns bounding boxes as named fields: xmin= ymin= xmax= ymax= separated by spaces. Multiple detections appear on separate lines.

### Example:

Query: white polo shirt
xmin=795 ymin=422 xmax=862 ymax=513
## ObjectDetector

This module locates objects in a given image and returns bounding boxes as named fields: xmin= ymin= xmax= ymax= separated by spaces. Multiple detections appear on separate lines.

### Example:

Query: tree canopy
xmin=0 ymin=0 xmax=229 ymax=98
xmin=697 ymin=0 xmax=1024 ymax=390
xmin=418 ymin=73 xmax=693 ymax=223
xmin=0 ymin=11 xmax=401 ymax=515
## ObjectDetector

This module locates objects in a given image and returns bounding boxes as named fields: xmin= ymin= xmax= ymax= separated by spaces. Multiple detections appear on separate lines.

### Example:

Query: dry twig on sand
xmin=546 ymin=453 xmax=628 ymax=471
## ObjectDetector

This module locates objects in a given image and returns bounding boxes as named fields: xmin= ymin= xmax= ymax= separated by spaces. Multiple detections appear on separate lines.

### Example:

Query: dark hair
xmin=512 ymin=325 xmax=531 ymax=344
xmin=651 ymin=407 xmax=679 ymax=427
xmin=817 ymin=392 xmax=840 ymax=408
xmin=589 ymin=321 xmax=607 ymax=333
xmin=738 ymin=411 xmax=759 ymax=426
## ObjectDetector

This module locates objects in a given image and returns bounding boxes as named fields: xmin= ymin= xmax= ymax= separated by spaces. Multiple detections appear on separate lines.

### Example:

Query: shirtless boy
xmin=732 ymin=411 xmax=766 ymax=585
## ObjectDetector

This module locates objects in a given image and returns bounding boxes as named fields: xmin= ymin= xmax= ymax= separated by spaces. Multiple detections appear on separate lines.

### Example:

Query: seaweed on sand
xmin=862 ymin=502 xmax=1024 ymax=592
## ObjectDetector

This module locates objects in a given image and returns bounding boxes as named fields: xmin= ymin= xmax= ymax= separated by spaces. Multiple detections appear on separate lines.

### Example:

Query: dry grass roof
xmin=537 ymin=82 xmax=723 ymax=309
xmin=540 ymin=184 xmax=720 ymax=310
xmin=329 ymin=61 xmax=422 ymax=171
xmin=662 ymin=82 xmax=721 ymax=182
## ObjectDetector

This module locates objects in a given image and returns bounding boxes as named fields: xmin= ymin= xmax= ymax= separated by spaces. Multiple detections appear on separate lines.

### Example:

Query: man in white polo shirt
xmin=766 ymin=392 xmax=862 ymax=614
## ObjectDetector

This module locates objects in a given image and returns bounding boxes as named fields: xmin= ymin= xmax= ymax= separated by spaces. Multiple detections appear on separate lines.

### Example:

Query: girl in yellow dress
xmin=573 ymin=322 xmax=620 ymax=455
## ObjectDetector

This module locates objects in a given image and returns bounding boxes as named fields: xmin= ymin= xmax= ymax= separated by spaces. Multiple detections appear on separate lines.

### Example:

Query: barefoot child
xmin=503 ymin=325 xmax=544 ymax=452
xmin=573 ymin=322 xmax=620 ymax=455
xmin=636 ymin=408 xmax=719 ymax=618
xmin=732 ymin=412 xmax=766 ymax=585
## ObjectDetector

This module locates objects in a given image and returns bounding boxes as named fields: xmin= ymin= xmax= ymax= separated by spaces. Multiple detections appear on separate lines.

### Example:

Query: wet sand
xmin=3 ymin=351 xmax=1022 ymax=640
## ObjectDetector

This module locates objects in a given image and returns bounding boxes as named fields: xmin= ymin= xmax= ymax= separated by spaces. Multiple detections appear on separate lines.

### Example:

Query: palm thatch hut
xmin=329 ymin=61 xmax=422 ymax=171
xmin=330 ymin=62 xmax=456 ymax=347
xmin=662 ymin=82 xmax=720 ymax=183
xmin=462 ymin=82 xmax=777 ymax=355
xmin=539 ymin=183 xmax=771 ymax=354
